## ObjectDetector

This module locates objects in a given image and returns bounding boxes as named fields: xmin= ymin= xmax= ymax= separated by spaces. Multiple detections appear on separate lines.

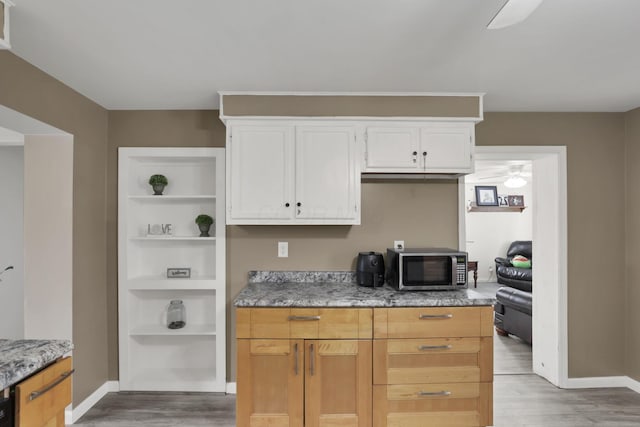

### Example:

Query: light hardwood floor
xmin=75 ymin=284 xmax=640 ymax=426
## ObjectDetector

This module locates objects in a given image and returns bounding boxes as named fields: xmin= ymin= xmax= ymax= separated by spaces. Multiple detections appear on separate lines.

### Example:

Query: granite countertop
xmin=235 ymin=271 xmax=495 ymax=308
xmin=0 ymin=339 xmax=73 ymax=389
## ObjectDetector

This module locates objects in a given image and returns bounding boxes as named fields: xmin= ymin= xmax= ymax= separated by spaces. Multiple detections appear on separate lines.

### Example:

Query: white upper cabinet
xmin=363 ymin=122 xmax=474 ymax=174
xmin=295 ymin=125 xmax=359 ymax=222
xmin=226 ymin=121 xmax=361 ymax=225
xmin=364 ymin=126 xmax=420 ymax=172
xmin=227 ymin=124 xmax=294 ymax=221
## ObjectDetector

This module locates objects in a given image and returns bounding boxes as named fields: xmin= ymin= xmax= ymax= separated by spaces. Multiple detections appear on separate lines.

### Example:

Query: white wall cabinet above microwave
xmin=363 ymin=122 xmax=475 ymax=174
xmin=226 ymin=121 xmax=361 ymax=225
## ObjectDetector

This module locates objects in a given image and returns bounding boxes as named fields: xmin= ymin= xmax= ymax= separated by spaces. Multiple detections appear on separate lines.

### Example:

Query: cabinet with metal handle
xmin=372 ymin=307 xmax=493 ymax=427
xmin=15 ymin=357 xmax=73 ymax=427
xmin=363 ymin=122 xmax=475 ymax=174
xmin=236 ymin=308 xmax=372 ymax=427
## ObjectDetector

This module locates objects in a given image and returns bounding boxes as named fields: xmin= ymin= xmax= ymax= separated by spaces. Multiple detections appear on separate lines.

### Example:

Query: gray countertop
xmin=235 ymin=271 xmax=495 ymax=308
xmin=0 ymin=339 xmax=73 ymax=389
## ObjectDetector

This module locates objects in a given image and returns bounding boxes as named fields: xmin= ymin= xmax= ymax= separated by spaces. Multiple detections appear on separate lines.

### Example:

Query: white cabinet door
xmin=419 ymin=123 xmax=474 ymax=172
xmin=295 ymin=126 xmax=360 ymax=223
xmin=363 ymin=127 xmax=420 ymax=172
xmin=227 ymin=124 xmax=295 ymax=222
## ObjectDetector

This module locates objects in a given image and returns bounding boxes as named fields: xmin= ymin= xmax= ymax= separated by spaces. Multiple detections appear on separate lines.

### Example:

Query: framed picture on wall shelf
xmin=498 ymin=195 xmax=509 ymax=207
xmin=508 ymin=195 xmax=525 ymax=207
xmin=475 ymin=186 xmax=499 ymax=206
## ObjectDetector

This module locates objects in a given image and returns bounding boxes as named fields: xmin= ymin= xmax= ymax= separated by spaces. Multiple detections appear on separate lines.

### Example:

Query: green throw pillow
xmin=511 ymin=255 xmax=531 ymax=269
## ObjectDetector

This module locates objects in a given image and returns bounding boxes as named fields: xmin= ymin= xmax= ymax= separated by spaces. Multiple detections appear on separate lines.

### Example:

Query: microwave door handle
xmin=451 ymin=255 xmax=457 ymax=286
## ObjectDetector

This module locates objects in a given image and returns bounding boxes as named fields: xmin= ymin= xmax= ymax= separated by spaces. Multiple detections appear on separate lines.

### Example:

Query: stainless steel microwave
xmin=386 ymin=248 xmax=468 ymax=290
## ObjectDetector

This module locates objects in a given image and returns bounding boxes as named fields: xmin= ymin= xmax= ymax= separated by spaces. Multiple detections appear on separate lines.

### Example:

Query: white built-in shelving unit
xmin=118 ymin=147 xmax=225 ymax=392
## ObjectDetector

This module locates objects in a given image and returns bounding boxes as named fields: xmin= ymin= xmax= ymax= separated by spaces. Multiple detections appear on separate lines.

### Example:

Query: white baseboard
xmin=564 ymin=375 xmax=640 ymax=393
xmin=66 ymin=380 xmax=120 ymax=424
xmin=625 ymin=376 xmax=640 ymax=393
xmin=226 ymin=382 xmax=236 ymax=394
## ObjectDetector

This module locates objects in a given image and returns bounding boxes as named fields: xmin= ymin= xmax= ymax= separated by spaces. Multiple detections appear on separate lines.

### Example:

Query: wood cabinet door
xmin=227 ymin=124 xmax=295 ymax=223
xmin=363 ymin=127 xmax=421 ymax=172
xmin=16 ymin=357 xmax=73 ymax=427
xmin=237 ymin=339 xmax=304 ymax=427
xmin=295 ymin=126 xmax=360 ymax=224
xmin=419 ymin=123 xmax=473 ymax=172
xmin=304 ymin=340 xmax=372 ymax=427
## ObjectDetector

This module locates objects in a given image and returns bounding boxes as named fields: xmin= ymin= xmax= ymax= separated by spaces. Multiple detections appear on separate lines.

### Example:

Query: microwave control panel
xmin=456 ymin=256 xmax=467 ymax=284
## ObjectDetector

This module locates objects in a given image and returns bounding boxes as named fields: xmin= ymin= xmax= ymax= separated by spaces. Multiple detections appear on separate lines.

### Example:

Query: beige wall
xmin=478 ymin=113 xmax=627 ymax=377
xmin=107 ymin=110 xmax=629 ymax=382
xmin=0 ymin=51 xmax=109 ymax=403
xmin=105 ymin=111 xmax=460 ymax=381
xmin=0 ymin=54 xmax=632 ymax=397
xmin=624 ymin=107 xmax=640 ymax=381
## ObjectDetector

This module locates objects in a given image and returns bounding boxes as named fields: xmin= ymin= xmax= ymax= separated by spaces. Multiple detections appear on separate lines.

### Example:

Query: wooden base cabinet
xmin=373 ymin=307 xmax=493 ymax=427
xmin=15 ymin=357 xmax=73 ymax=427
xmin=237 ymin=305 xmax=493 ymax=427
xmin=236 ymin=308 xmax=372 ymax=427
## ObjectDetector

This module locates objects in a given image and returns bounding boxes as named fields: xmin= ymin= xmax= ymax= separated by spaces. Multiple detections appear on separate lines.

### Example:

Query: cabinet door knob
xmin=423 ymin=151 xmax=427 ymax=156
xmin=285 ymin=203 xmax=290 ymax=207
xmin=412 ymin=151 xmax=418 ymax=156
xmin=297 ymin=202 xmax=302 ymax=207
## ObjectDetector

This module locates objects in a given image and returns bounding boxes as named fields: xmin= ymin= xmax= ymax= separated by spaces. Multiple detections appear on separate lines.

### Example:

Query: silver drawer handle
xmin=29 ymin=369 xmax=75 ymax=401
xmin=419 ymin=314 xmax=453 ymax=320
xmin=418 ymin=390 xmax=451 ymax=397
xmin=288 ymin=315 xmax=321 ymax=321
xmin=418 ymin=345 xmax=452 ymax=351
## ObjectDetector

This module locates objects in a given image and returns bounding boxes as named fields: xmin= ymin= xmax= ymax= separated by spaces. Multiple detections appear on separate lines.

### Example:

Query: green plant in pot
xmin=195 ymin=214 xmax=214 ymax=237
xmin=148 ymin=174 xmax=168 ymax=195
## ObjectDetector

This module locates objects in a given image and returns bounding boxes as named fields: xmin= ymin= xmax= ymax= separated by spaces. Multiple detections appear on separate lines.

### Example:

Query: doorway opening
xmin=458 ymin=146 xmax=568 ymax=387
xmin=0 ymin=105 xmax=74 ymax=341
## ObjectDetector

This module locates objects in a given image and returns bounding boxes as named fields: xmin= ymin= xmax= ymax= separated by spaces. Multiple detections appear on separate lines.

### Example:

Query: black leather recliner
xmin=495 ymin=240 xmax=532 ymax=292
xmin=493 ymin=240 xmax=532 ymax=344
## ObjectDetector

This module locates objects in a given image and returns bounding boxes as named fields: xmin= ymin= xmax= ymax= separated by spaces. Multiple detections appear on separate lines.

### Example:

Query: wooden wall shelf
xmin=468 ymin=202 xmax=526 ymax=213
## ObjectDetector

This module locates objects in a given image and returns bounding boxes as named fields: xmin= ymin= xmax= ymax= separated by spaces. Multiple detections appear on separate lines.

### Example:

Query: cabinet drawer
xmin=16 ymin=357 xmax=73 ymax=427
xmin=373 ymin=338 xmax=492 ymax=384
xmin=373 ymin=383 xmax=492 ymax=427
xmin=374 ymin=307 xmax=493 ymax=339
xmin=237 ymin=308 xmax=372 ymax=339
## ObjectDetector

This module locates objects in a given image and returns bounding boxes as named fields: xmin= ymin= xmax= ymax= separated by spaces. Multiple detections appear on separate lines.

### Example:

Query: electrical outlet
xmin=394 ymin=240 xmax=405 ymax=250
xmin=278 ymin=241 xmax=288 ymax=258
xmin=488 ymin=265 xmax=494 ymax=273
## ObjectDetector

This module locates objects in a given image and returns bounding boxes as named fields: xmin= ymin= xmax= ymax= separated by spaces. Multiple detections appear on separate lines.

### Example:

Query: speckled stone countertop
xmin=235 ymin=271 xmax=495 ymax=307
xmin=0 ymin=339 xmax=73 ymax=389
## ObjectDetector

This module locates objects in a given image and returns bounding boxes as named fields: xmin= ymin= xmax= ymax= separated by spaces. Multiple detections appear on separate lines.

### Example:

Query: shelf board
xmin=128 ymin=195 xmax=216 ymax=200
xmin=131 ymin=236 xmax=216 ymax=241
xmin=127 ymin=278 xmax=218 ymax=290
xmin=130 ymin=324 xmax=216 ymax=336
xmin=468 ymin=202 xmax=526 ymax=213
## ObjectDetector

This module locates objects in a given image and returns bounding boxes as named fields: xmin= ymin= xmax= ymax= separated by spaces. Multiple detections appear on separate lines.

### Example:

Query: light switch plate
xmin=394 ymin=240 xmax=405 ymax=250
xmin=278 ymin=241 xmax=288 ymax=258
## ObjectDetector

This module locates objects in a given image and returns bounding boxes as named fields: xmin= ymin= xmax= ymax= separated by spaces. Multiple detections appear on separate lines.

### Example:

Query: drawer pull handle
xmin=418 ymin=390 xmax=451 ymax=397
xmin=288 ymin=315 xmax=321 ymax=321
xmin=419 ymin=314 xmax=453 ymax=320
xmin=418 ymin=345 xmax=452 ymax=351
xmin=294 ymin=343 xmax=299 ymax=376
xmin=309 ymin=343 xmax=315 ymax=376
xmin=29 ymin=369 xmax=75 ymax=401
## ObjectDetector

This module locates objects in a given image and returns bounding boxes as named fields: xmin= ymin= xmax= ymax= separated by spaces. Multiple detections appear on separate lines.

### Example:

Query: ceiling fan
xmin=478 ymin=164 xmax=532 ymax=188
xmin=487 ymin=0 xmax=544 ymax=29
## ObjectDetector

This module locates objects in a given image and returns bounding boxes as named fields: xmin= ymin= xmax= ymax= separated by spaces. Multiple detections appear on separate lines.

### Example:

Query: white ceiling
xmin=8 ymin=0 xmax=640 ymax=111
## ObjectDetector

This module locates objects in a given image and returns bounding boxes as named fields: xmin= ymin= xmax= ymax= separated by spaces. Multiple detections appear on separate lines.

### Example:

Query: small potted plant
xmin=148 ymin=174 xmax=168 ymax=195
xmin=195 ymin=214 xmax=214 ymax=237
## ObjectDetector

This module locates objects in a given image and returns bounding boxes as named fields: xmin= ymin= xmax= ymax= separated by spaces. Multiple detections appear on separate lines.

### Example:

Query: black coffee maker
xmin=356 ymin=252 xmax=385 ymax=287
